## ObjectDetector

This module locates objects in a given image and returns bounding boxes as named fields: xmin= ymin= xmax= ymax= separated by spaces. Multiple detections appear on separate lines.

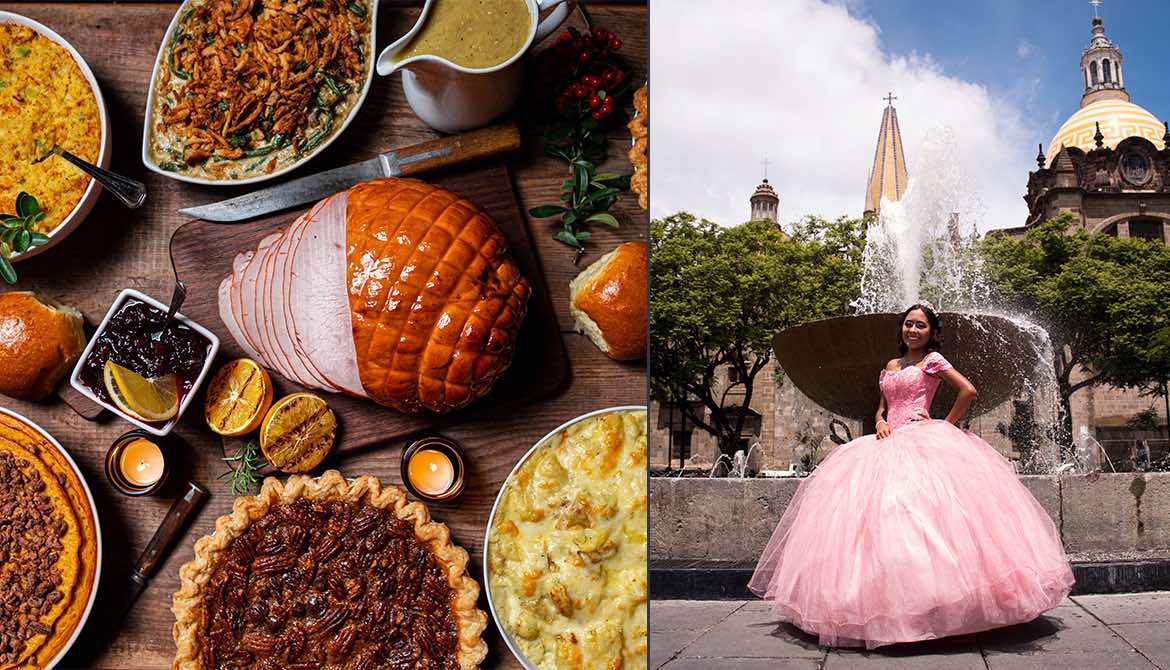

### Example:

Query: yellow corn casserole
xmin=0 ymin=23 xmax=100 ymax=233
xmin=489 ymin=409 xmax=648 ymax=670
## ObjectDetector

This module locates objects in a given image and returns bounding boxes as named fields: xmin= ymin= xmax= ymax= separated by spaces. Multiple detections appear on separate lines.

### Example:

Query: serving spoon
xmin=32 ymin=145 xmax=147 ymax=209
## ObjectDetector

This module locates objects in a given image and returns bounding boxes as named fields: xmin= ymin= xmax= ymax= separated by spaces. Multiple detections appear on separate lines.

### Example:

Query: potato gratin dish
xmin=489 ymin=409 xmax=647 ymax=670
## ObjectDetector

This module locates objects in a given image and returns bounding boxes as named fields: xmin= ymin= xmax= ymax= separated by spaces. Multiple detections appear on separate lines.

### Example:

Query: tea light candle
xmin=408 ymin=449 xmax=455 ymax=496
xmin=106 ymin=431 xmax=171 ymax=496
xmin=401 ymin=436 xmax=465 ymax=501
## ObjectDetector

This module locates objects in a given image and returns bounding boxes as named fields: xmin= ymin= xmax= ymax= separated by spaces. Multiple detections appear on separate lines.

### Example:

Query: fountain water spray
xmin=852 ymin=130 xmax=1065 ymax=471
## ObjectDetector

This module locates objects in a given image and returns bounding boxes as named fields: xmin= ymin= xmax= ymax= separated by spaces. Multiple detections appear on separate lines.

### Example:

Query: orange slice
xmin=203 ymin=358 xmax=273 ymax=437
xmin=103 ymin=360 xmax=179 ymax=423
xmin=259 ymin=392 xmax=336 ymax=473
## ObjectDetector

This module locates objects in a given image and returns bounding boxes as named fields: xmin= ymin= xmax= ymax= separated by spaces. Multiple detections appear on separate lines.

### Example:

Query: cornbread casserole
xmin=488 ymin=409 xmax=648 ymax=670
xmin=0 ymin=23 xmax=100 ymax=234
xmin=149 ymin=0 xmax=371 ymax=180
xmin=0 ymin=410 xmax=98 ymax=670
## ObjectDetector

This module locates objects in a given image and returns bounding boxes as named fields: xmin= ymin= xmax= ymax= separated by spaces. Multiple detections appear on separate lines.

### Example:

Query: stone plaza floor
xmin=651 ymin=592 xmax=1170 ymax=669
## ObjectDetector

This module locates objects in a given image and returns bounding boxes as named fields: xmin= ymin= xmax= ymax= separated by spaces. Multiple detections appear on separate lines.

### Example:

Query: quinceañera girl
xmin=749 ymin=304 xmax=1074 ymax=649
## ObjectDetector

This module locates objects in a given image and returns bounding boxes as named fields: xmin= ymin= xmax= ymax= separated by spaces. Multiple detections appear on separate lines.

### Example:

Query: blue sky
xmin=854 ymin=0 xmax=1170 ymax=142
xmin=650 ymin=0 xmax=1169 ymax=231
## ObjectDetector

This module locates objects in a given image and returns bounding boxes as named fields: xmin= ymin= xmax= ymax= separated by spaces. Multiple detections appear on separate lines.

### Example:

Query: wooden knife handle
xmin=397 ymin=123 xmax=521 ymax=176
xmin=135 ymin=480 xmax=208 ymax=578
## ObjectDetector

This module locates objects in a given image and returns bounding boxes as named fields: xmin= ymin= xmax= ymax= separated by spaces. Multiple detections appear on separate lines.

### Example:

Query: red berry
xmin=589 ymin=94 xmax=601 ymax=108
xmin=591 ymin=110 xmax=605 ymax=120
xmin=573 ymin=37 xmax=586 ymax=50
xmin=609 ymin=37 xmax=622 ymax=50
xmin=592 ymin=27 xmax=608 ymax=41
xmin=613 ymin=70 xmax=625 ymax=84
xmin=602 ymin=69 xmax=617 ymax=85
xmin=556 ymin=31 xmax=572 ymax=44
xmin=582 ymin=74 xmax=603 ymax=88
xmin=574 ymin=83 xmax=590 ymax=98
xmin=579 ymin=50 xmax=592 ymax=63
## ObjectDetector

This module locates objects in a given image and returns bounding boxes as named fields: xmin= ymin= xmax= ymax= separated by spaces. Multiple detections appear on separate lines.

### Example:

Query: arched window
xmin=1103 ymin=59 xmax=1112 ymax=83
xmin=1090 ymin=61 xmax=1099 ymax=85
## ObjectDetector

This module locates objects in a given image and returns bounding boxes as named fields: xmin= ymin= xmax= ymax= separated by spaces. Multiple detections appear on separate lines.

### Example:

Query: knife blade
xmin=179 ymin=122 xmax=522 ymax=222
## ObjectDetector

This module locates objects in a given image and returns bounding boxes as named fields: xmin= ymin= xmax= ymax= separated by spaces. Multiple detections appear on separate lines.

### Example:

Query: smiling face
xmin=901 ymin=308 xmax=932 ymax=352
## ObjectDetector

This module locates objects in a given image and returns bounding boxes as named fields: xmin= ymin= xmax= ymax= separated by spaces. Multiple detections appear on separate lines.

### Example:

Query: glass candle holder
xmin=106 ymin=430 xmax=170 ymax=496
xmin=401 ymin=435 xmax=465 ymax=502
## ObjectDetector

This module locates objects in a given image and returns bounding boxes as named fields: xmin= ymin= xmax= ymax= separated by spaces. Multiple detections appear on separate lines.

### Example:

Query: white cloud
xmin=1017 ymin=39 xmax=1034 ymax=58
xmin=649 ymin=0 xmax=1044 ymax=233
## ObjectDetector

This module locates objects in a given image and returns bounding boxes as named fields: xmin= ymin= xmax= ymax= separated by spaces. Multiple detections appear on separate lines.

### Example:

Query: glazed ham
xmin=218 ymin=178 xmax=531 ymax=413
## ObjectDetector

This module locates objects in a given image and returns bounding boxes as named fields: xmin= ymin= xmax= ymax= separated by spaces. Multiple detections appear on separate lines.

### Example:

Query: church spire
xmin=864 ymin=93 xmax=908 ymax=216
xmin=1080 ymin=4 xmax=1129 ymax=107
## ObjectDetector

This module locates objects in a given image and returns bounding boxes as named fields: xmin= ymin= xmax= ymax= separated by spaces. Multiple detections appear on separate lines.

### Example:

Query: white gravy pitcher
xmin=377 ymin=0 xmax=574 ymax=133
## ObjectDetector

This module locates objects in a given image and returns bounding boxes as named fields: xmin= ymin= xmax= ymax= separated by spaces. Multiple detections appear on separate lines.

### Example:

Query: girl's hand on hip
xmin=876 ymin=421 xmax=891 ymax=440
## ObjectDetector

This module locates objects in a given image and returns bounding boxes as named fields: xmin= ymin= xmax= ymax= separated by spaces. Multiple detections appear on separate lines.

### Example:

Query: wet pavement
xmin=651 ymin=592 xmax=1170 ymax=669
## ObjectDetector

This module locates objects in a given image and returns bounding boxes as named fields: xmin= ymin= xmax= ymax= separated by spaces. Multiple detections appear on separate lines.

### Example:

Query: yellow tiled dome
xmin=1046 ymin=99 xmax=1165 ymax=167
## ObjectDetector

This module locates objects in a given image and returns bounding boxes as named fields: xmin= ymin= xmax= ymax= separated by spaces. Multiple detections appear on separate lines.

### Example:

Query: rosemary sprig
xmin=0 ymin=192 xmax=51 ymax=284
xmin=220 ymin=440 xmax=268 ymax=495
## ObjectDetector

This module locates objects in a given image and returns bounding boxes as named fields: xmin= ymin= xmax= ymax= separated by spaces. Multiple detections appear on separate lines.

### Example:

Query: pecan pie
xmin=172 ymin=470 xmax=488 ymax=669
xmin=0 ymin=410 xmax=99 ymax=670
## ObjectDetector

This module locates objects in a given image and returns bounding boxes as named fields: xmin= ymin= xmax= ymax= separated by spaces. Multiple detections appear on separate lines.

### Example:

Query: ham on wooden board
xmin=218 ymin=177 xmax=532 ymax=413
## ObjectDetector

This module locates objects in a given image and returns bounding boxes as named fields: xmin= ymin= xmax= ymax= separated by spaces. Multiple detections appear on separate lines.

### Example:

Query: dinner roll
xmin=0 ymin=292 xmax=86 ymax=401
xmin=570 ymin=241 xmax=647 ymax=361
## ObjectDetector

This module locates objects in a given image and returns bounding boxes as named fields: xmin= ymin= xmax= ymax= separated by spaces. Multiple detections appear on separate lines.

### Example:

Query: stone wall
xmin=650 ymin=473 xmax=1170 ymax=564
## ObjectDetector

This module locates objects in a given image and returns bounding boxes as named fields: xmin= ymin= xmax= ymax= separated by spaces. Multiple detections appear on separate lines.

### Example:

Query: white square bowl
xmin=70 ymin=288 xmax=219 ymax=436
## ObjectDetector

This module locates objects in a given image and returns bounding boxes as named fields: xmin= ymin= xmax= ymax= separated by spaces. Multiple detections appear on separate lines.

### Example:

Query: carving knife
xmin=178 ymin=123 xmax=522 ymax=222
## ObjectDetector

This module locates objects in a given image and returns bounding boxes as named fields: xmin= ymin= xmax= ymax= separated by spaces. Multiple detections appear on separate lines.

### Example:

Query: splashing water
xmin=853 ymin=128 xmax=1066 ymax=471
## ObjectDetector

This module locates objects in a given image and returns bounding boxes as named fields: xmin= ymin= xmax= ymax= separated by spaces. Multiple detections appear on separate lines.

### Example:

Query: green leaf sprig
xmin=527 ymin=12 xmax=634 ymax=264
xmin=0 ymin=192 xmax=51 ymax=284
xmin=220 ymin=440 xmax=268 ymax=495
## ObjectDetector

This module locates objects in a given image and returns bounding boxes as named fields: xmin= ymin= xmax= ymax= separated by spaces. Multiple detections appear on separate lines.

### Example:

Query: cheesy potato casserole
xmin=0 ymin=22 xmax=100 ymax=234
xmin=489 ymin=409 xmax=647 ymax=670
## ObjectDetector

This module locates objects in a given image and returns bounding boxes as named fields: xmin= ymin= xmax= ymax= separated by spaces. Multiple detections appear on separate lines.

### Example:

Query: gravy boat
xmin=377 ymin=0 xmax=573 ymax=133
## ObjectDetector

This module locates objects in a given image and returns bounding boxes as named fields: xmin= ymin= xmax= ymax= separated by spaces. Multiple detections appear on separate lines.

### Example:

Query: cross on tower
xmin=1091 ymin=0 xmax=1102 ymax=18
xmin=762 ymin=154 xmax=770 ymax=180
xmin=884 ymin=92 xmax=897 ymax=106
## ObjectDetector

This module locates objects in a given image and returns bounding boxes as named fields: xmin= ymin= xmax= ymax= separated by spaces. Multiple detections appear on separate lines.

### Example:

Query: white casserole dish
xmin=0 ymin=11 xmax=111 ymax=263
xmin=140 ymin=0 xmax=377 ymax=186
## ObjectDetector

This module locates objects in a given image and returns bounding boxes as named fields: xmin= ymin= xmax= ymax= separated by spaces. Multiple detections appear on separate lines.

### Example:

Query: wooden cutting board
xmin=169 ymin=162 xmax=569 ymax=455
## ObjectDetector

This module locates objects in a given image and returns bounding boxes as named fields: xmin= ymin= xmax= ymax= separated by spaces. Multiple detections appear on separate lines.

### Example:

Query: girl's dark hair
xmin=897 ymin=303 xmax=943 ymax=355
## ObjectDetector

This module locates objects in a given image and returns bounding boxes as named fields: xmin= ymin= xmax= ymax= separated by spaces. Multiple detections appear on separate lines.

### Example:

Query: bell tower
xmin=1080 ymin=2 xmax=1129 ymax=107
xmin=750 ymin=156 xmax=780 ymax=223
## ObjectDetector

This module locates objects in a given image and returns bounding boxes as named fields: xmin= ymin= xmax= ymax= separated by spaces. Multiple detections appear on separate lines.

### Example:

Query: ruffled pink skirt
xmin=748 ymin=419 xmax=1074 ymax=649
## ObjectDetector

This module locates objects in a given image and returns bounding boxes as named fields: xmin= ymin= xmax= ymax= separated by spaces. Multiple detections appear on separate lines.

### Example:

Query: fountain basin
xmin=773 ymin=312 xmax=1047 ymax=425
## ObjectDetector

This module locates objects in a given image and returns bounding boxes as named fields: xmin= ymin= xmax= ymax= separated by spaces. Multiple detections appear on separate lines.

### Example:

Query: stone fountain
xmin=772 ymin=130 xmax=1063 ymax=465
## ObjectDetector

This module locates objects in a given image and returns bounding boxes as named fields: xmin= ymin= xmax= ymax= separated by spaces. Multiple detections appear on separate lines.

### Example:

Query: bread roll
xmin=0 ymin=292 xmax=86 ymax=401
xmin=570 ymin=242 xmax=647 ymax=361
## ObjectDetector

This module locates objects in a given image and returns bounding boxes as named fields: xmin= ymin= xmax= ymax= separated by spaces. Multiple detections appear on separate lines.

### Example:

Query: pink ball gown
xmin=748 ymin=351 xmax=1074 ymax=649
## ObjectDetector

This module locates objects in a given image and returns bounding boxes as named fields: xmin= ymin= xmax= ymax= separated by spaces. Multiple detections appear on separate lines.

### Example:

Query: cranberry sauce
xmin=78 ymin=298 xmax=211 ymax=406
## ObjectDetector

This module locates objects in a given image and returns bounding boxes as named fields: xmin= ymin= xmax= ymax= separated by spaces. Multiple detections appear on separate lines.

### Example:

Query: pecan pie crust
xmin=171 ymin=470 xmax=488 ymax=669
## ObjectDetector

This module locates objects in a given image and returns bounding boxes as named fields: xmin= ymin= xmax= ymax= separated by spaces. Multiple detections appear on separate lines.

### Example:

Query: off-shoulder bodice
xmin=879 ymin=351 xmax=953 ymax=429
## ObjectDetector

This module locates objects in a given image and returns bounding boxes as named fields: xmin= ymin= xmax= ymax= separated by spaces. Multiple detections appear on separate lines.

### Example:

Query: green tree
xmin=650 ymin=213 xmax=864 ymax=456
xmin=981 ymin=214 xmax=1170 ymax=442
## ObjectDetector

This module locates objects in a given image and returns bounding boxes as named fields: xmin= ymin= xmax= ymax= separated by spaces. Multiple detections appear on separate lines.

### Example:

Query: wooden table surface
xmin=0 ymin=3 xmax=647 ymax=668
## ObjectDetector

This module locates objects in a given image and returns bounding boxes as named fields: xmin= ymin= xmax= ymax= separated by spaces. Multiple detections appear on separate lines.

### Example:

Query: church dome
xmin=1045 ymin=98 xmax=1165 ymax=167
